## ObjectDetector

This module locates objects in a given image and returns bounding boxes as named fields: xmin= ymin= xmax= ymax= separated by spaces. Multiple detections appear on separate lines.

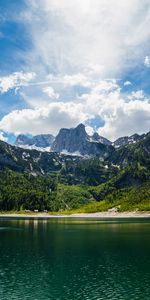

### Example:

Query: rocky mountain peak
xmin=51 ymin=124 xmax=113 ymax=157
xmin=15 ymin=134 xmax=31 ymax=146
xmin=15 ymin=134 xmax=55 ymax=150
xmin=92 ymin=132 xmax=100 ymax=141
xmin=113 ymin=133 xmax=144 ymax=148
xmin=91 ymin=132 xmax=112 ymax=145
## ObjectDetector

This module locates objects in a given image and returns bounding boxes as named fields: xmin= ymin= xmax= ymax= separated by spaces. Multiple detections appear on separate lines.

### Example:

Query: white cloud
xmin=22 ymin=0 xmax=150 ymax=77
xmin=47 ymin=74 xmax=91 ymax=87
xmin=43 ymin=86 xmax=59 ymax=99
xmin=1 ymin=79 xmax=150 ymax=140
xmin=124 ymin=81 xmax=132 ymax=86
xmin=85 ymin=126 xmax=94 ymax=136
xmin=76 ymin=80 xmax=150 ymax=140
xmin=0 ymin=131 xmax=8 ymax=142
xmin=0 ymin=102 xmax=89 ymax=135
xmin=98 ymin=99 xmax=150 ymax=141
xmin=144 ymin=55 xmax=150 ymax=67
xmin=128 ymin=90 xmax=146 ymax=100
xmin=0 ymin=72 xmax=36 ymax=94
xmin=1 ymin=1 xmax=150 ymax=140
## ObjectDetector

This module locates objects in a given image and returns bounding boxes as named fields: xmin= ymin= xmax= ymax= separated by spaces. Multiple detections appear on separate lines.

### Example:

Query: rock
xmin=15 ymin=134 xmax=55 ymax=149
xmin=51 ymin=123 xmax=113 ymax=157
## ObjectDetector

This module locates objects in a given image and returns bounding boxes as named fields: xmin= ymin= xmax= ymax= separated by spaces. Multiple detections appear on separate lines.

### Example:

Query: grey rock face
xmin=113 ymin=133 xmax=144 ymax=148
xmin=51 ymin=124 xmax=113 ymax=157
xmin=31 ymin=135 xmax=55 ymax=148
xmin=15 ymin=134 xmax=31 ymax=146
xmin=0 ymin=140 xmax=62 ymax=174
xmin=91 ymin=132 xmax=112 ymax=145
xmin=51 ymin=124 xmax=87 ymax=153
xmin=15 ymin=134 xmax=55 ymax=149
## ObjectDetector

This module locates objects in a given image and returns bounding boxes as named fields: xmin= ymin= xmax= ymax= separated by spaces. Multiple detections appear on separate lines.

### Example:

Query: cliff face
xmin=14 ymin=124 xmax=149 ymax=159
xmin=51 ymin=124 xmax=113 ymax=157
xmin=113 ymin=133 xmax=144 ymax=148
xmin=15 ymin=134 xmax=55 ymax=149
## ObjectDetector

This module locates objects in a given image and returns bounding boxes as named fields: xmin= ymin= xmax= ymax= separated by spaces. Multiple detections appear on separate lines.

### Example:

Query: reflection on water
xmin=0 ymin=218 xmax=150 ymax=300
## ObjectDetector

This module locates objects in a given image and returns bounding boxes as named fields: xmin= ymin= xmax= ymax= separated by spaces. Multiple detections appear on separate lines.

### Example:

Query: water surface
xmin=0 ymin=217 xmax=150 ymax=300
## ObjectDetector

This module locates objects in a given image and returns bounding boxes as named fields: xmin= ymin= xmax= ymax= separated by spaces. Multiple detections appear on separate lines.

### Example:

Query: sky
xmin=1 ymin=0 xmax=150 ymax=142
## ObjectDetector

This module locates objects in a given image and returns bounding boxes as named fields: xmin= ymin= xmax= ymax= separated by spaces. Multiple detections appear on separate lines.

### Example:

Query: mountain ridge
xmin=0 ymin=128 xmax=150 ymax=212
xmin=51 ymin=123 xmax=113 ymax=157
xmin=15 ymin=133 xmax=55 ymax=151
xmin=14 ymin=123 xmax=147 ymax=155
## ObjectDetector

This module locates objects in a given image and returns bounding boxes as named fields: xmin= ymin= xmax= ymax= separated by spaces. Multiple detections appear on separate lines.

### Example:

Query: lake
xmin=0 ymin=217 xmax=150 ymax=300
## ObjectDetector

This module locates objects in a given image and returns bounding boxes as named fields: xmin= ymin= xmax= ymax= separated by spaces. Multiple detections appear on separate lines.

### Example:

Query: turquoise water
xmin=0 ymin=218 xmax=150 ymax=300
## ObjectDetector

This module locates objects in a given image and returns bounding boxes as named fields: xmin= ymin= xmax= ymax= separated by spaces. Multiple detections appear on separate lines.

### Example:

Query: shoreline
xmin=0 ymin=211 xmax=150 ymax=218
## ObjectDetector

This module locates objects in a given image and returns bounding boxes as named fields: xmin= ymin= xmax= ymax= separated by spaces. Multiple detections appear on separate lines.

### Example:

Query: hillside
xmin=0 ymin=127 xmax=150 ymax=212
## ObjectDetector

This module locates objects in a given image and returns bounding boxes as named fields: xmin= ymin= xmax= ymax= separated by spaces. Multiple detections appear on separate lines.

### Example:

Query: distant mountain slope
xmin=0 ymin=140 xmax=118 ymax=185
xmin=90 ymin=132 xmax=112 ymax=145
xmin=15 ymin=134 xmax=55 ymax=150
xmin=15 ymin=124 xmax=112 ymax=156
xmin=0 ymin=140 xmax=62 ymax=174
xmin=0 ymin=128 xmax=150 ymax=212
xmin=2 ymin=126 xmax=150 ymax=176
xmin=109 ymin=132 xmax=150 ymax=168
xmin=113 ymin=133 xmax=145 ymax=148
xmin=15 ymin=123 xmax=147 ymax=155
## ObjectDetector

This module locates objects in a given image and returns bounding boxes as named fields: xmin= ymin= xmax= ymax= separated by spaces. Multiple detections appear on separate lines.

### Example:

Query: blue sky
xmin=1 ymin=0 xmax=150 ymax=142
xmin=0 ymin=1 xmax=29 ymax=72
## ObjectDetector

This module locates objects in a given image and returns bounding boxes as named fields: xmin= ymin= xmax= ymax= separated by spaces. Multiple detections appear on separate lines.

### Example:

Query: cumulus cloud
xmin=23 ymin=0 xmax=150 ymax=77
xmin=128 ymin=90 xmax=146 ymax=100
xmin=85 ymin=126 xmax=94 ymax=136
xmin=98 ymin=98 xmax=150 ymax=140
xmin=0 ymin=79 xmax=150 ymax=140
xmin=43 ymin=86 xmax=59 ymax=99
xmin=47 ymin=74 xmax=91 ymax=87
xmin=124 ymin=81 xmax=132 ymax=86
xmin=0 ymin=72 xmax=36 ymax=94
xmin=144 ymin=56 xmax=150 ymax=67
xmin=0 ymin=102 xmax=89 ymax=135
xmin=1 ymin=1 xmax=150 ymax=140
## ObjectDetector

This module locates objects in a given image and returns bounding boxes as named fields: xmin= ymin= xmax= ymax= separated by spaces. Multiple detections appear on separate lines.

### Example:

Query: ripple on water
xmin=0 ymin=218 xmax=150 ymax=300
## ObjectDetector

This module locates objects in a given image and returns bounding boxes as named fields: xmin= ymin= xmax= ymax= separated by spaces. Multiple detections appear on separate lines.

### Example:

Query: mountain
xmin=0 ymin=139 xmax=117 ymax=185
xmin=113 ymin=133 xmax=145 ymax=148
xmin=0 ymin=140 xmax=62 ymax=174
xmin=51 ymin=123 xmax=113 ymax=157
xmin=5 ymin=125 xmax=150 ymax=173
xmin=14 ymin=126 xmax=146 ymax=152
xmin=15 ymin=134 xmax=55 ymax=151
xmin=90 ymin=132 xmax=112 ymax=145
xmin=109 ymin=131 xmax=150 ymax=168
xmin=0 ymin=128 xmax=150 ymax=212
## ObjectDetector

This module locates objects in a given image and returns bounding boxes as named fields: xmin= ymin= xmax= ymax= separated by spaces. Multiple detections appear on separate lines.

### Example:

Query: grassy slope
xmin=60 ymin=183 xmax=150 ymax=214
xmin=0 ymin=169 xmax=150 ymax=213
